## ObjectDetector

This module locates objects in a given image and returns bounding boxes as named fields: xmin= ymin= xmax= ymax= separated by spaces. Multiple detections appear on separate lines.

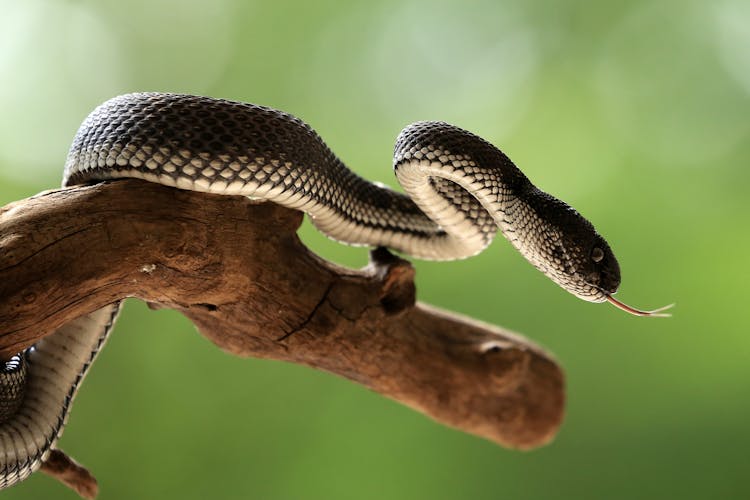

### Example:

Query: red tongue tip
xmin=605 ymin=295 xmax=674 ymax=317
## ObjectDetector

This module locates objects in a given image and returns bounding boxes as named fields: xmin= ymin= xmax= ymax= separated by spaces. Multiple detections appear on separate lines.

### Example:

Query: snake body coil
xmin=0 ymin=93 xmax=631 ymax=490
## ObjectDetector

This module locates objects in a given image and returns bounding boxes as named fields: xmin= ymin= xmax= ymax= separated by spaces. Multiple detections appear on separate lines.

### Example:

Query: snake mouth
xmin=604 ymin=294 xmax=674 ymax=317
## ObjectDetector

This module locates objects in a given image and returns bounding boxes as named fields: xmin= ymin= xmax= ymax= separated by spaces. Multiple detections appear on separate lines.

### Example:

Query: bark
xmin=0 ymin=180 xmax=565 ymax=495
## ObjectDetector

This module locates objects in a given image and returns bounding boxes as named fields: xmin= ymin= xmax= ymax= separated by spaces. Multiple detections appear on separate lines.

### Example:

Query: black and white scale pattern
xmin=65 ymin=93 xmax=444 ymax=252
xmin=0 ymin=92 xmax=621 ymax=491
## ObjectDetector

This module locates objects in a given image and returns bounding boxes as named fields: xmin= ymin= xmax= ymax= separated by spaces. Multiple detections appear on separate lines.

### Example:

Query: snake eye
xmin=591 ymin=247 xmax=604 ymax=263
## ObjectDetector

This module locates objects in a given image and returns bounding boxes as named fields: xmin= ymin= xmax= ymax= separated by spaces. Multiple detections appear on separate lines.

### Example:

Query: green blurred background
xmin=2 ymin=0 xmax=749 ymax=498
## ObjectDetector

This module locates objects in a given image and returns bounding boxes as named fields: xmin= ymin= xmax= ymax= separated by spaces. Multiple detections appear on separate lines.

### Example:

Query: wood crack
xmin=276 ymin=281 xmax=335 ymax=343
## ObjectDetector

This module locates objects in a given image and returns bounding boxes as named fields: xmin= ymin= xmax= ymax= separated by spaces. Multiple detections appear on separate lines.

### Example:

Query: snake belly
xmin=0 ymin=92 xmax=617 ymax=490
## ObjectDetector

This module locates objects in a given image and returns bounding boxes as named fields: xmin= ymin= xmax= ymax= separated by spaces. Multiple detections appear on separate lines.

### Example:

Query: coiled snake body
xmin=0 ymin=93 xmax=667 ymax=490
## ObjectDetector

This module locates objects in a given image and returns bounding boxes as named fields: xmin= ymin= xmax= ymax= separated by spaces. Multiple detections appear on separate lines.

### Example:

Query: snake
xmin=0 ymin=92 xmax=671 ymax=490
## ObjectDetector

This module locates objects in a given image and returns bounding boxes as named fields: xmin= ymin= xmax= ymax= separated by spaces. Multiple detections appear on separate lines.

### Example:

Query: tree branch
xmin=40 ymin=449 xmax=98 ymax=499
xmin=0 ymin=180 xmax=564 ymax=493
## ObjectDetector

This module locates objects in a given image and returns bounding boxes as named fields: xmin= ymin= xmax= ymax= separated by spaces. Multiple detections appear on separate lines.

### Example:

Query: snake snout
xmin=598 ymin=265 xmax=620 ymax=295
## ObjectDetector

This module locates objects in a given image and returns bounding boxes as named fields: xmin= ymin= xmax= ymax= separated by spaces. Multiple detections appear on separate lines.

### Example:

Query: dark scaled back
xmin=66 ymin=93 xmax=440 ymax=237
xmin=66 ymin=93 xmax=328 ymax=185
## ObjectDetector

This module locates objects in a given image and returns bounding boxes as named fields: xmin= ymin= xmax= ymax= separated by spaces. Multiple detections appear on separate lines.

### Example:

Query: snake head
xmin=570 ymin=231 xmax=621 ymax=302
xmin=514 ymin=188 xmax=621 ymax=303
xmin=519 ymin=189 xmax=672 ymax=316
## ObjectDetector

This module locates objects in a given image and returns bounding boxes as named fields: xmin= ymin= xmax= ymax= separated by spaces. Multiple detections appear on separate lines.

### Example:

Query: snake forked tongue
xmin=605 ymin=295 xmax=674 ymax=317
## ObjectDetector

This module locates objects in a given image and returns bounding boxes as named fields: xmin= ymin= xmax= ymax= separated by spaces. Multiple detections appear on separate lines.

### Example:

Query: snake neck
xmin=392 ymin=120 xmax=618 ymax=301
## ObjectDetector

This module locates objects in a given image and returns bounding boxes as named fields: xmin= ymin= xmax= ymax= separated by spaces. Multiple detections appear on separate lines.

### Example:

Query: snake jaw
xmin=605 ymin=295 xmax=674 ymax=317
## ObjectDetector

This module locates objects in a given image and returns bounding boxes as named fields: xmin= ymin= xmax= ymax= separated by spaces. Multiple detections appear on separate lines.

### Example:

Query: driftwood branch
xmin=0 ymin=180 xmax=564 ymax=495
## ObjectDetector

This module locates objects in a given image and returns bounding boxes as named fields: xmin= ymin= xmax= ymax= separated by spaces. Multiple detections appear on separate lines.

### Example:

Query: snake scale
xmin=0 ymin=93 xmax=670 ymax=490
